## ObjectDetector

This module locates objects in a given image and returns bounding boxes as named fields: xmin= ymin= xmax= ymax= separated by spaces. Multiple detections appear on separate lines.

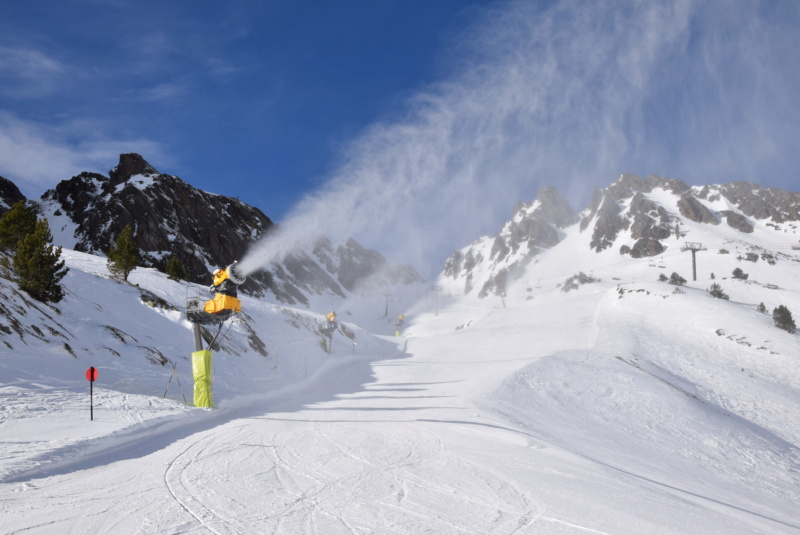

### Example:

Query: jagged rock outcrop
xmin=697 ymin=181 xmax=800 ymax=223
xmin=39 ymin=154 xmax=274 ymax=291
xmin=0 ymin=176 xmax=26 ymax=215
xmin=628 ymin=237 xmax=664 ymax=258
xmin=581 ymin=174 xmax=681 ymax=253
xmin=720 ymin=210 xmax=754 ymax=233
xmin=677 ymin=195 xmax=719 ymax=225
xmin=445 ymin=186 xmax=576 ymax=297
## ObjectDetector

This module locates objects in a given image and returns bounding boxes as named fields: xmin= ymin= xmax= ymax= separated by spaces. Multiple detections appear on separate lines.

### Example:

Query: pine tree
xmin=732 ymin=267 xmax=749 ymax=280
xmin=772 ymin=305 xmax=796 ymax=334
xmin=107 ymin=224 xmax=139 ymax=282
xmin=668 ymin=272 xmax=687 ymax=286
xmin=0 ymin=200 xmax=37 ymax=252
xmin=12 ymin=219 xmax=68 ymax=303
xmin=707 ymin=283 xmax=729 ymax=300
xmin=166 ymin=256 xmax=188 ymax=281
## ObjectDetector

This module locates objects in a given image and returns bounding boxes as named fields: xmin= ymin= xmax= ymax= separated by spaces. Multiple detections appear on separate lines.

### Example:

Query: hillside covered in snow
xmin=1 ymin=174 xmax=800 ymax=533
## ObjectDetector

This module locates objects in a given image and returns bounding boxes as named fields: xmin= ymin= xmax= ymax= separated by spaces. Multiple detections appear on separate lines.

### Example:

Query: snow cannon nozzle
xmin=227 ymin=262 xmax=247 ymax=285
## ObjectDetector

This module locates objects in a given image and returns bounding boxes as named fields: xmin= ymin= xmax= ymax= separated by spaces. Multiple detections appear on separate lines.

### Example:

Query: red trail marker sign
xmin=86 ymin=367 xmax=98 ymax=420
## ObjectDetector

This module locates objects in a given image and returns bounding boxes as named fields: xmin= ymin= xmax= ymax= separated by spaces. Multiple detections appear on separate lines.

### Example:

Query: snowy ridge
xmin=447 ymin=174 xmax=800 ymax=299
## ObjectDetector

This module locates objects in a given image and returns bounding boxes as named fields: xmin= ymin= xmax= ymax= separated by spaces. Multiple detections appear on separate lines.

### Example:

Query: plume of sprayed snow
xmin=239 ymin=0 xmax=800 ymax=279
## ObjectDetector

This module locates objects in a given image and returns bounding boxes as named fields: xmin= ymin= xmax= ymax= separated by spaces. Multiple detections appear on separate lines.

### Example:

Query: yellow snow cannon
xmin=187 ymin=262 xmax=247 ymax=325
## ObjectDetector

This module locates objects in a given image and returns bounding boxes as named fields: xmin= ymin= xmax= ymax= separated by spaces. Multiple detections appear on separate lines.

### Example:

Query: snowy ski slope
xmin=1 ymin=201 xmax=800 ymax=533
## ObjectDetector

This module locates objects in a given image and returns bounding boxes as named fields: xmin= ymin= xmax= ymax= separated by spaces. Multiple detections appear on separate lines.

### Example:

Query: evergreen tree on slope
xmin=12 ymin=219 xmax=68 ymax=303
xmin=0 ymin=200 xmax=37 ymax=253
xmin=107 ymin=224 xmax=139 ymax=282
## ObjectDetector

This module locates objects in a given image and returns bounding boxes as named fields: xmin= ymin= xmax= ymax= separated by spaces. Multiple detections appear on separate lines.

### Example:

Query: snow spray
xmin=238 ymin=0 xmax=796 ymax=280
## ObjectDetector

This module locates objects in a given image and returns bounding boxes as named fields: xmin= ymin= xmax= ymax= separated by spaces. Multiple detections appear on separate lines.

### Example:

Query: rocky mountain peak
xmin=108 ymin=153 xmax=159 ymax=188
xmin=535 ymin=185 xmax=579 ymax=229
xmin=35 ymin=154 xmax=421 ymax=307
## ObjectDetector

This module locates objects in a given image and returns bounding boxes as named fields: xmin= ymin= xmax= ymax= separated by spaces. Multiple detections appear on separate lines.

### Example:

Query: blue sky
xmin=2 ymin=1 xmax=800 ymax=275
xmin=0 ymin=0 xmax=491 ymax=217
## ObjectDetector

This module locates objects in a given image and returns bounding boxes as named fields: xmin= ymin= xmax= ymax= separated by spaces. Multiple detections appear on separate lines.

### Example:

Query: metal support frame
xmin=680 ymin=242 xmax=707 ymax=281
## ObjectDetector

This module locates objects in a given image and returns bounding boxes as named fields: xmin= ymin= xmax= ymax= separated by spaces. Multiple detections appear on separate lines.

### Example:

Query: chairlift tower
xmin=382 ymin=293 xmax=393 ymax=317
xmin=431 ymin=285 xmax=443 ymax=316
xmin=680 ymin=242 xmax=706 ymax=281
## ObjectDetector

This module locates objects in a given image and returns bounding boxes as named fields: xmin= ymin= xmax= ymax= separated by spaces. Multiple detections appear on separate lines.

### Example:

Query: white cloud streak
xmin=0 ymin=112 xmax=166 ymax=197
xmin=0 ymin=46 xmax=64 ymax=78
xmin=0 ymin=46 xmax=66 ymax=98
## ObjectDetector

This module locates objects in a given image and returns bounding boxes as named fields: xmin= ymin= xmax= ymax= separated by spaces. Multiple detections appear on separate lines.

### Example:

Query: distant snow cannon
xmin=319 ymin=311 xmax=338 ymax=354
xmin=394 ymin=314 xmax=405 ymax=337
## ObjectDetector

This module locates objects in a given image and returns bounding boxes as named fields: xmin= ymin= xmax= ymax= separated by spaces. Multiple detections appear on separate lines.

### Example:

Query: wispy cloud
xmin=0 ymin=112 xmax=167 ymax=197
xmin=0 ymin=46 xmax=63 ymax=76
xmin=135 ymin=82 xmax=189 ymax=103
xmin=0 ymin=46 xmax=65 ymax=98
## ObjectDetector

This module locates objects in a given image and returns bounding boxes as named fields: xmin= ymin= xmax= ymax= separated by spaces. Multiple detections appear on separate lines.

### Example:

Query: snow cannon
xmin=186 ymin=262 xmax=246 ymax=325
xmin=226 ymin=261 xmax=247 ymax=286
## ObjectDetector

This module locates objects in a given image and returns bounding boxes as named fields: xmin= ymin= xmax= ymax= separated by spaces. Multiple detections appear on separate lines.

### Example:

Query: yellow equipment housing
xmin=203 ymin=293 xmax=241 ymax=314
xmin=203 ymin=267 xmax=241 ymax=315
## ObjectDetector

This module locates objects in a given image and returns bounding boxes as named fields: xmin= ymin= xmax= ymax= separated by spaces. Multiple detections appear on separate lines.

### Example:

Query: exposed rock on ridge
xmin=446 ymin=173 xmax=800 ymax=297
xmin=40 ymin=153 xmax=273 ymax=291
xmin=445 ymin=186 xmax=577 ymax=297
xmin=0 ymin=176 xmax=26 ymax=214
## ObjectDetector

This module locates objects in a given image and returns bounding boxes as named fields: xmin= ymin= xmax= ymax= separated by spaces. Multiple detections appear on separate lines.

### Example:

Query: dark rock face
xmin=721 ymin=210 xmax=754 ymax=233
xmin=109 ymin=153 xmax=159 ymax=188
xmin=629 ymin=238 xmax=665 ymax=258
xmin=40 ymin=155 xmax=273 ymax=290
xmin=39 ymin=154 xmax=422 ymax=304
xmin=590 ymin=175 xmax=800 ymax=259
xmin=677 ymin=195 xmax=719 ymax=225
xmin=0 ymin=176 xmax=26 ymax=214
xmin=588 ymin=196 xmax=629 ymax=252
xmin=581 ymin=175 xmax=711 ymax=259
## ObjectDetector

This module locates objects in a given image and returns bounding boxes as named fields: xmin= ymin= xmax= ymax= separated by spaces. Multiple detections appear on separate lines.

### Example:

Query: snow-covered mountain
xmin=446 ymin=173 xmax=800 ymax=298
xmin=18 ymin=153 xmax=422 ymax=306
xmin=38 ymin=153 xmax=274 ymax=288
xmin=1 ymin=172 xmax=799 ymax=533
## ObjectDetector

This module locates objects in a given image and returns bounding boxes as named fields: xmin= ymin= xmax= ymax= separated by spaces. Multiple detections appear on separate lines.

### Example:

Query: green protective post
xmin=192 ymin=350 xmax=214 ymax=408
